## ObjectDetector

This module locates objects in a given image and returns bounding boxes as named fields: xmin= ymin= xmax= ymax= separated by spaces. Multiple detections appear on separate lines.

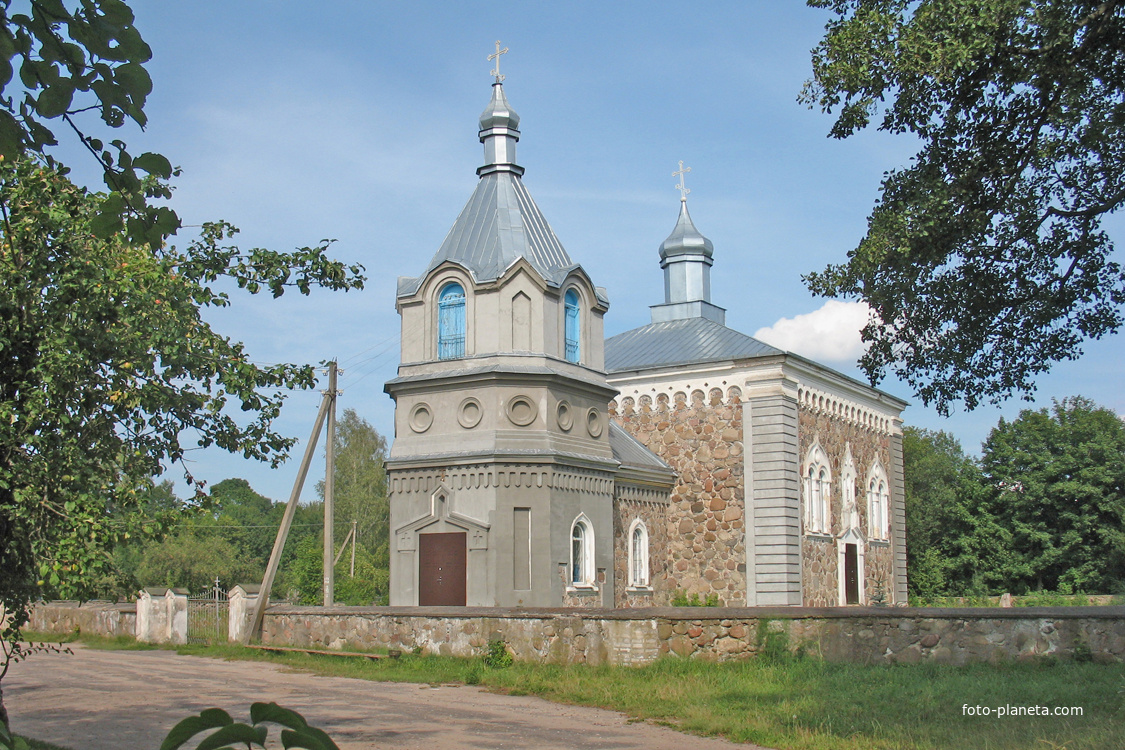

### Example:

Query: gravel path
xmin=5 ymin=644 xmax=768 ymax=749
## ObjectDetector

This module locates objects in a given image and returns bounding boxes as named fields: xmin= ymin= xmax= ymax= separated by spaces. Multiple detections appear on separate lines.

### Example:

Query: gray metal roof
xmin=605 ymin=316 xmax=782 ymax=373
xmin=608 ymin=421 xmax=671 ymax=472
xmin=399 ymin=82 xmax=610 ymax=304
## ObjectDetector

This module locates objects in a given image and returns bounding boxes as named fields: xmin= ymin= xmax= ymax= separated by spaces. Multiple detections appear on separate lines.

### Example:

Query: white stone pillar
xmin=135 ymin=589 xmax=154 ymax=642
xmin=228 ymin=585 xmax=261 ymax=643
xmin=168 ymin=589 xmax=188 ymax=645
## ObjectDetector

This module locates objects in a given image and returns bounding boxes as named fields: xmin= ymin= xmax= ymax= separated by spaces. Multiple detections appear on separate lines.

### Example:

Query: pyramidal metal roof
xmin=605 ymin=316 xmax=783 ymax=373
xmin=398 ymin=171 xmax=578 ymax=297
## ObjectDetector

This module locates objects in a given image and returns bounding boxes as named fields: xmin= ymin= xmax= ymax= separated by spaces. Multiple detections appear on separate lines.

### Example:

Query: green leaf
xmin=280 ymin=728 xmax=340 ymax=750
xmin=133 ymin=152 xmax=173 ymax=179
xmin=250 ymin=701 xmax=309 ymax=730
xmin=195 ymin=723 xmax=268 ymax=750
xmin=37 ymin=80 xmax=75 ymax=117
xmin=113 ymin=61 xmax=152 ymax=98
xmin=159 ymin=708 xmax=234 ymax=750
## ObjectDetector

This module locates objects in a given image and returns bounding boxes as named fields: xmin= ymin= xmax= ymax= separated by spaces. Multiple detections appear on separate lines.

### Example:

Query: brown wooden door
xmin=844 ymin=543 xmax=860 ymax=605
xmin=418 ymin=532 xmax=467 ymax=606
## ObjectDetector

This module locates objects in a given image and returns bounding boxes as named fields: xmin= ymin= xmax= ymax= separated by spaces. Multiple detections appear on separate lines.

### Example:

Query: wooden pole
xmin=323 ymin=361 xmax=338 ymax=607
xmin=350 ymin=519 xmax=357 ymax=578
xmin=244 ymin=391 xmax=331 ymax=644
xmin=332 ymin=525 xmax=354 ymax=567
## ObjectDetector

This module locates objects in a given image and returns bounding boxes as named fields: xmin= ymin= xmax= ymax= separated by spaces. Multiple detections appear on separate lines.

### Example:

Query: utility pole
xmin=245 ymin=390 xmax=331 ymax=643
xmin=350 ymin=519 xmax=357 ymax=578
xmin=323 ymin=360 xmax=338 ymax=607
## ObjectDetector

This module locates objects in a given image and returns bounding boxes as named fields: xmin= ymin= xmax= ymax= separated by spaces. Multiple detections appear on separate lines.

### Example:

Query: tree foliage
xmin=903 ymin=398 xmax=1125 ymax=598
xmin=289 ymin=534 xmax=389 ymax=606
xmin=0 ymin=0 xmax=183 ymax=248
xmin=0 ymin=157 xmax=362 ymax=635
xmin=979 ymin=396 xmax=1125 ymax=593
xmin=803 ymin=0 xmax=1125 ymax=414
xmin=316 ymin=408 xmax=388 ymax=560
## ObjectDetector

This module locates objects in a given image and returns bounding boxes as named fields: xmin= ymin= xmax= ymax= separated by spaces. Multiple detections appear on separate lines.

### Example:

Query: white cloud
xmin=753 ymin=300 xmax=874 ymax=362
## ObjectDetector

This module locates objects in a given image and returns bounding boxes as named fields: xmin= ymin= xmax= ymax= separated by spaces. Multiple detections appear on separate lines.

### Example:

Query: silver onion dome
xmin=659 ymin=199 xmax=714 ymax=260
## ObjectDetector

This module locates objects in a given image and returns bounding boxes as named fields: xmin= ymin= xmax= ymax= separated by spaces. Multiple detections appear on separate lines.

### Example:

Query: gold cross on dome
xmin=488 ymin=40 xmax=509 ymax=83
xmin=673 ymin=160 xmax=691 ymax=201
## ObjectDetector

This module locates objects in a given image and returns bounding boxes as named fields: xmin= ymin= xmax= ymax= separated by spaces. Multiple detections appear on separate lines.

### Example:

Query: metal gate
xmin=187 ymin=578 xmax=229 ymax=644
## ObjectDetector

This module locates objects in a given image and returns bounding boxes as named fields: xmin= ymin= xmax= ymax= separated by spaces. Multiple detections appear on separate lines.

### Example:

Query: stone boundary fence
xmin=29 ymin=596 xmax=1125 ymax=666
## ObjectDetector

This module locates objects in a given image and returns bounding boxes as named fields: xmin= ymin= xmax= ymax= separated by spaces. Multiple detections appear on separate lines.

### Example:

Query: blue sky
xmin=71 ymin=1 xmax=1122 ymax=503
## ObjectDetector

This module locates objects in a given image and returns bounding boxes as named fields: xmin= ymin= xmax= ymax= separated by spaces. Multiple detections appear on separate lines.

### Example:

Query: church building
xmin=385 ymin=65 xmax=907 ymax=609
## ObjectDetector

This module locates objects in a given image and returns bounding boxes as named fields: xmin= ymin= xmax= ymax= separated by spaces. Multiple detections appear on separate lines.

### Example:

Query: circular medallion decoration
xmin=458 ymin=397 xmax=483 ymax=429
xmin=556 ymin=400 xmax=573 ymax=431
xmin=586 ymin=407 xmax=604 ymax=437
xmin=408 ymin=402 xmax=433 ymax=433
xmin=506 ymin=395 xmax=538 ymax=426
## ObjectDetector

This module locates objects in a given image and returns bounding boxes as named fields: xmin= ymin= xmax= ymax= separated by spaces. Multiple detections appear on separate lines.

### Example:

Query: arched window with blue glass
xmin=438 ymin=282 xmax=466 ymax=360
xmin=564 ymin=289 xmax=580 ymax=363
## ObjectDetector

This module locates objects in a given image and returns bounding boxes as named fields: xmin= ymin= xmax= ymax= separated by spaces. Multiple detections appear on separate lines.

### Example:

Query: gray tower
xmin=649 ymin=189 xmax=727 ymax=325
xmin=385 ymin=76 xmax=621 ymax=607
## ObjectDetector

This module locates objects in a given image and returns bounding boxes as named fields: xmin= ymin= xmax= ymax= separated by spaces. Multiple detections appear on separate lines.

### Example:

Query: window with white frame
xmin=570 ymin=515 xmax=594 ymax=586
xmin=867 ymin=462 xmax=890 ymax=540
xmin=628 ymin=519 xmax=649 ymax=588
xmin=803 ymin=443 xmax=832 ymax=534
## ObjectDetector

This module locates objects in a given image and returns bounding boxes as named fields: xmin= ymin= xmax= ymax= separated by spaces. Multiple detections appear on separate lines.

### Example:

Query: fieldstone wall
xmin=612 ymin=387 xmax=746 ymax=606
xmin=866 ymin=542 xmax=894 ymax=603
xmin=797 ymin=404 xmax=896 ymax=604
xmin=612 ymin=493 xmax=669 ymax=607
xmin=255 ymin=605 xmax=1125 ymax=666
xmin=30 ymin=601 xmax=1125 ymax=665
xmin=28 ymin=600 xmax=136 ymax=638
xmin=802 ymin=536 xmax=837 ymax=606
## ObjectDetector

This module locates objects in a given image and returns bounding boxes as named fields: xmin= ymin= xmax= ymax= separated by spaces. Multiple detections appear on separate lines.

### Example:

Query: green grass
xmin=19 ymin=631 xmax=1125 ymax=750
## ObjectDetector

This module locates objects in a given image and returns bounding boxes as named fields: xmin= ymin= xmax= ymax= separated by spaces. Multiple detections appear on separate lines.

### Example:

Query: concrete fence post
xmin=228 ymin=584 xmax=261 ymax=643
xmin=168 ymin=589 xmax=188 ymax=644
xmin=135 ymin=589 xmax=153 ymax=642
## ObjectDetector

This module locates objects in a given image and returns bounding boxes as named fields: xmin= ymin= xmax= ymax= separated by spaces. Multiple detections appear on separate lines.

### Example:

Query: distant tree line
xmin=905 ymin=396 xmax=1125 ymax=601
xmin=88 ymin=409 xmax=389 ymax=605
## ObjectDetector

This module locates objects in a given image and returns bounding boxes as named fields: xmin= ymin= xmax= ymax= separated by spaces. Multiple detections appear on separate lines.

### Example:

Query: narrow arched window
xmin=803 ymin=442 xmax=831 ymax=534
xmin=629 ymin=521 xmax=649 ymax=587
xmin=438 ymin=283 xmax=465 ymax=360
xmin=564 ymin=289 xmax=580 ymax=363
xmin=570 ymin=516 xmax=594 ymax=586
xmin=867 ymin=462 xmax=890 ymax=540
xmin=571 ymin=522 xmax=585 ymax=584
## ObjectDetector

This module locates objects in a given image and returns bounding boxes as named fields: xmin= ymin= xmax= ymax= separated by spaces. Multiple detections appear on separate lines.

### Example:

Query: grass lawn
xmin=21 ymin=631 xmax=1125 ymax=750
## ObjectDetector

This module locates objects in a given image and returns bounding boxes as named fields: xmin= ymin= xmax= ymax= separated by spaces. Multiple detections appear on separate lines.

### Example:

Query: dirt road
xmin=6 ymin=644 xmax=765 ymax=749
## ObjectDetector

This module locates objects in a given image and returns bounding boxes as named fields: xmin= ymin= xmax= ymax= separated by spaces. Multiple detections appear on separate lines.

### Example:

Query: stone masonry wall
xmin=29 ymin=600 xmax=136 ymax=638
xmin=612 ymin=494 xmax=670 ymax=607
xmin=31 ymin=601 xmax=1125 ymax=666
xmin=802 ymin=537 xmax=837 ymax=607
xmin=797 ymin=402 xmax=895 ymax=605
xmin=611 ymin=387 xmax=746 ymax=606
xmin=256 ymin=605 xmax=1125 ymax=666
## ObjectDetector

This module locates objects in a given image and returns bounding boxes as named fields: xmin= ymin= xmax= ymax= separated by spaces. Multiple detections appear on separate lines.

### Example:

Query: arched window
xmin=570 ymin=515 xmax=594 ymax=586
xmin=867 ymin=462 xmax=889 ymax=540
xmin=438 ymin=282 xmax=465 ymax=359
xmin=564 ymin=289 xmax=580 ymax=363
xmin=628 ymin=520 xmax=649 ymax=588
xmin=803 ymin=443 xmax=832 ymax=534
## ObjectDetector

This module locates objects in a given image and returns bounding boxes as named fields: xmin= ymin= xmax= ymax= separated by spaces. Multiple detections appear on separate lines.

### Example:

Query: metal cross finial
xmin=488 ymin=40 xmax=509 ymax=83
xmin=673 ymin=160 xmax=691 ymax=201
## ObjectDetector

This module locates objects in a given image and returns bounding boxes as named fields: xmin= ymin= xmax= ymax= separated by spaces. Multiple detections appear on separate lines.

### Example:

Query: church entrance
xmin=418 ymin=532 xmax=467 ymax=606
xmin=843 ymin=543 xmax=860 ymax=605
